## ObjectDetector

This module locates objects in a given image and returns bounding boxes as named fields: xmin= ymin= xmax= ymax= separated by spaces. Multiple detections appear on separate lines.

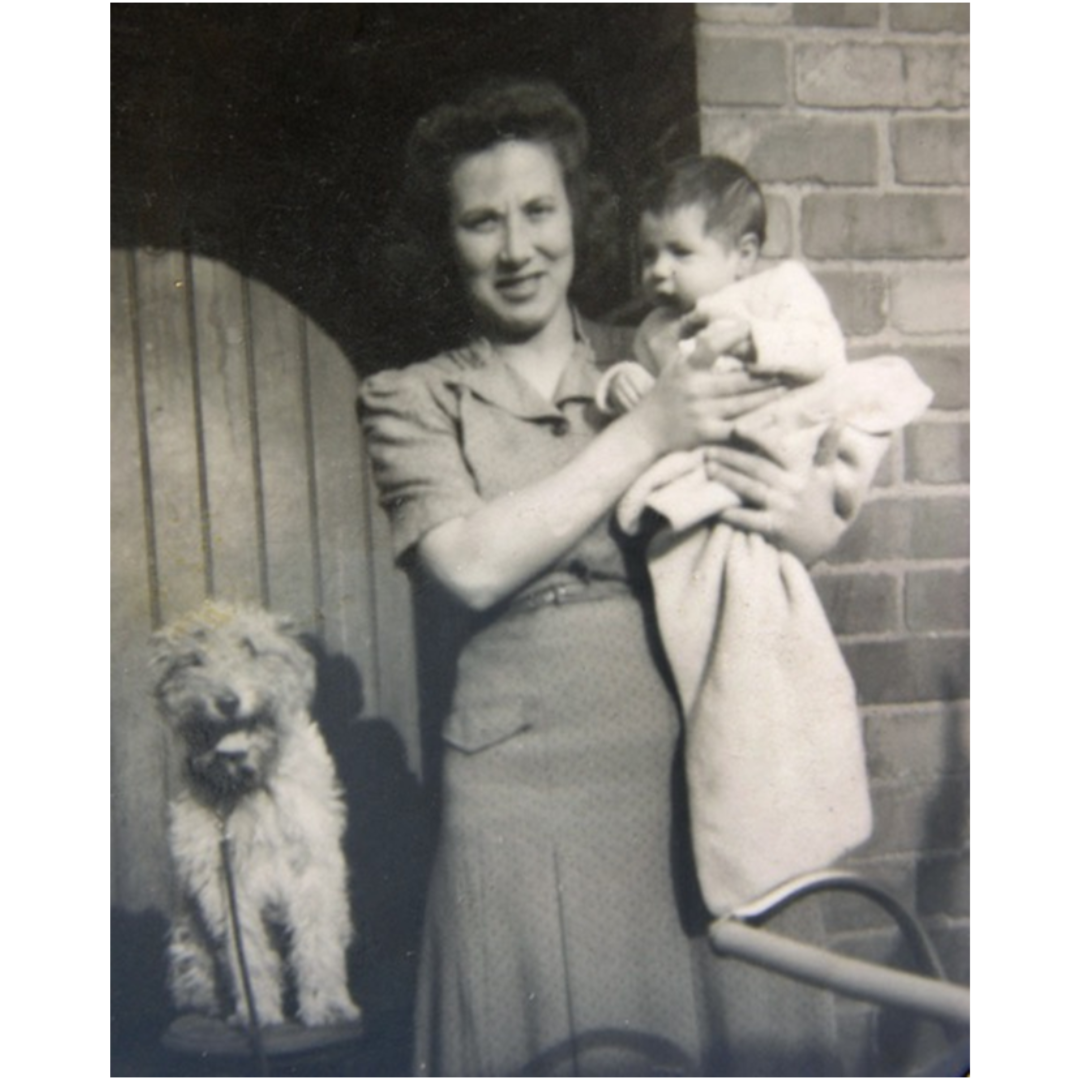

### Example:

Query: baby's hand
xmin=607 ymin=366 xmax=657 ymax=413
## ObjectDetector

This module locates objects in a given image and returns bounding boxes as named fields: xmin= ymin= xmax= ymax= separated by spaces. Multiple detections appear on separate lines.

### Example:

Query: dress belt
xmin=508 ymin=575 xmax=633 ymax=614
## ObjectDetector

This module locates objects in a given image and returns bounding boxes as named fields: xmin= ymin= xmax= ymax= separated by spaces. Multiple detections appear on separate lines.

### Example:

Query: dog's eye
xmin=170 ymin=653 xmax=203 ymax=674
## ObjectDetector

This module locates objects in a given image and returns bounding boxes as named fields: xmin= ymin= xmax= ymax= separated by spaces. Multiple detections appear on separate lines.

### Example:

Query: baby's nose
xmin=646 ymin=257 xmax=672 ymax=282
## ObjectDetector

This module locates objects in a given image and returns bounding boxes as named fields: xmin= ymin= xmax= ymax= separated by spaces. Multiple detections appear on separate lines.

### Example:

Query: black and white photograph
xmin=108 ymin=5 xmax=972 ymax=1076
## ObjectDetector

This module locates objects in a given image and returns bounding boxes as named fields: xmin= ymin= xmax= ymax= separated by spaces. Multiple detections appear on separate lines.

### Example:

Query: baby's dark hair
xmin=640 ymin=155 xmax=766 ymax=246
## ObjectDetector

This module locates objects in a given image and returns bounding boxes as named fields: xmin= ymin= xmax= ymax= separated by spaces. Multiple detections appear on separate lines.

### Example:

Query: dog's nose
xmin=215 ymin=691 xmax=240 ymax=718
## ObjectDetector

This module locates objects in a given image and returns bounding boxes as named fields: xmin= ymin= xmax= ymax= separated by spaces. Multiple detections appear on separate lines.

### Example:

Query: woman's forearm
xmin=418 ymin=359 xmax=788 ymax=610
xmin=417 ymin=410 xmax=663 ymax=610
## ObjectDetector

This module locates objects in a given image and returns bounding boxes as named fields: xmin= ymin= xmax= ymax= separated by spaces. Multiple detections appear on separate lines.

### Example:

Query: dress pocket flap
xmin=442 ymin=697 xmax=532 ymax=754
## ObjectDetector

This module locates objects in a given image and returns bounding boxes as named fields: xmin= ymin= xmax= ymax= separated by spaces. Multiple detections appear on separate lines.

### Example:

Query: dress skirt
xmin=412 ymin=589 xmax=843 ymax=1077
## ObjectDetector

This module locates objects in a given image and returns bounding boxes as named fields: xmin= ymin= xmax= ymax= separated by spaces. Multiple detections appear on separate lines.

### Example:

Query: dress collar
xmin=443 ymin=313 xmax=604 ymax=419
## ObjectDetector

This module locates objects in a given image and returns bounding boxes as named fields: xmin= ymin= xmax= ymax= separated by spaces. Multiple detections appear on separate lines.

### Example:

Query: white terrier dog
xmin=153 ymin=601 xmax=361 ymax=1028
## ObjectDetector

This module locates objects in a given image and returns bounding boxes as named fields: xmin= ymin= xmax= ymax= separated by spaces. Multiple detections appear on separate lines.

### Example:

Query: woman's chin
xmin=480 ymin=297 xmax=567 ymax=340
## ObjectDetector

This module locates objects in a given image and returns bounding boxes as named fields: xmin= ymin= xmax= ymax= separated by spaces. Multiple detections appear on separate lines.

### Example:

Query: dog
xmin=152 ymin=600 xmax=361 ymax=1028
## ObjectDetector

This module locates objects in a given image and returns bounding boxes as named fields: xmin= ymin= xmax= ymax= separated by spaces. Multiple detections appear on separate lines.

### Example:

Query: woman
xmin=360 ymin=80 xmax=886 ymax=1077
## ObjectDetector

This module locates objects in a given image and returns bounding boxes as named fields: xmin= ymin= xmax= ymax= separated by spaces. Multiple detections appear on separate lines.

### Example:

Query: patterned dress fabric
xmin=359 ymin=320 xmax=843 ymax=1077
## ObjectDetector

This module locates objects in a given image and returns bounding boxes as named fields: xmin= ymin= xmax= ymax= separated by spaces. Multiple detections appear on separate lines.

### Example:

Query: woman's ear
xmin=735 ymin=233 xmax=761 ymax=279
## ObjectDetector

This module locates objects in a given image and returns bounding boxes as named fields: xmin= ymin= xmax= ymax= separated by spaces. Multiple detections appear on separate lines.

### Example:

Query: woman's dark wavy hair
xmin=374 ymin=78 xmax=619 ymax=358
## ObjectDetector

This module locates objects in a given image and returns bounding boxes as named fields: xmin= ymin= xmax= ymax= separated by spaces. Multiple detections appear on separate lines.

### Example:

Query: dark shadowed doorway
xmin=112 ymin=3 xmax=699 ymax=374
xmin=111 ymin=6 xmax=698 ymax=1075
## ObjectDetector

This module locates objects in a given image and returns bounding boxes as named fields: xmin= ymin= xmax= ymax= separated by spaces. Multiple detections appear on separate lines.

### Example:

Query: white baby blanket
xmin=618 ymin=356 xmax=933 ymax=915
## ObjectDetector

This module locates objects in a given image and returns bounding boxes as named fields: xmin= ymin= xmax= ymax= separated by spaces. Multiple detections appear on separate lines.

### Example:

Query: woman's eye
xmin=526 ymin=203 xmax=554 ymax=220
xmin=460 ymin=214 xmax=498 ymax=233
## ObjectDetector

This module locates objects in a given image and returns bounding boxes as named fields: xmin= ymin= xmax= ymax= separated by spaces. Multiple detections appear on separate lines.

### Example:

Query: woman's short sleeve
xmin=359 ymin=367 xmax=484 ymax=562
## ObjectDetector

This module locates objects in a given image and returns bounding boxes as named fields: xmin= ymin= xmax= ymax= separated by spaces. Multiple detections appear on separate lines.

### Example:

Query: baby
xmin=603 ymin=155 xmax=933 ymax=918
xmin=598 ymin=153 xmax=845 ymax=426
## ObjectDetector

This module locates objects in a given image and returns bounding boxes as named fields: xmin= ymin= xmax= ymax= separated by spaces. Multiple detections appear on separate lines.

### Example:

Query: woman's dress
xmin=360 ymin=320 xmax=843 ymax=1077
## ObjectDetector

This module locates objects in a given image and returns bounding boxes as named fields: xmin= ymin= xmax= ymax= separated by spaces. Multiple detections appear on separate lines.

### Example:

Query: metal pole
xmin=709 ymin=919 xmax=970 ymax=1028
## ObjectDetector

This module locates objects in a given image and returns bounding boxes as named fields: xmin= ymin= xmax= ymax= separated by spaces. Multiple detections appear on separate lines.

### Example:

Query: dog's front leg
xmin=284 ymin=863 xmax=361 ymax=1026
xmin=222 ymin=885 xmax=286 ymax=1028
xmin=167 ymin=902 xmax=223 ymax=1016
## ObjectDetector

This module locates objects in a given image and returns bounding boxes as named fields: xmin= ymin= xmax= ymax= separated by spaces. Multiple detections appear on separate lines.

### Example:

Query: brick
xmin=910 ymin=497 xmax=969 ymax=559
xmin=891 ymin=268 xmax=970 ymax=332
xmin=793 ymin=4 xmax=880 ymax=28
xmin=916 ymin=851 xmax=969 ymax=919
xmin=816 ymin=270 xmax=887 ymax=335
xmin=697 ymin=35 xmax=788 ymax=105
xmin=824 ymin=858 xmax=918 ymax=933
xmin=889 ymin=4 xmax=970 ymax=34
xmin=829 ymin=925 xmax=910 ymax=970
xmin=868 ymin=777 xmax=969 ymax=856
xmin=813 ymin=571 xmax=898 ymax=634
xmin=906 ymin=568 xmax=970 ymax=632
xmin=829 ymin=495 xmax=969 ymax=562
xmin=803 ymin=194 xmax=969 ymax=259
xmin=762 ymin=193 xmax=793 ymax=257
xmin=696 ymin=4 xmax=792 ymax=25
xmin=877 ymin=1002 xmax=967 ymax=1077
xmin=902 ymin=346 xmax=969 ymax=410
xmin=701 ymin=113 xmax=877 ymax=184
xmin=843 ymin=638 xmax=970 ymax=705
xmin=836 ymin=1007 xmax=875 ymax=1080
xmin=905 ymin=421 xmax=970 ymax=484
xmin=796 ymin=43 xmax=969 ymax=108
xmin=926 ymin=920 xmax=970 ymax=985
xmin=892 ymin=117 xmax=970 ymax=185
xmin=864 ymin=706 xmax=970 ymax=781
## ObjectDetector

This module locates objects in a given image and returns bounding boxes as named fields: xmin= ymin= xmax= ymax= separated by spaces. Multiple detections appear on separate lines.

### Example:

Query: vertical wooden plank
xmin=306 ymin=319 xmax=381 ymax=693
xmin=248 ymin=278 xmax=319 ymax=625
xmin=135 ymin=248 xmax=208 ymax=623
xmin=189 ymin=255 xmax=262 ymax=604
xmin=111 ymin=248 xmax=171 ymax=912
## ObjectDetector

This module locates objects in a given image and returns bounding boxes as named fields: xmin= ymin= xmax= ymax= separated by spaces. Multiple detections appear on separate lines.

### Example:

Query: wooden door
xmin=111 ymin=247 xmax=418 ymax=913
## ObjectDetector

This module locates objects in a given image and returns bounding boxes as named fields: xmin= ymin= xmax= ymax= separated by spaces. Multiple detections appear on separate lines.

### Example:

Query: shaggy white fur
xmin=152 ymin=601 xmax=360 ymax=1028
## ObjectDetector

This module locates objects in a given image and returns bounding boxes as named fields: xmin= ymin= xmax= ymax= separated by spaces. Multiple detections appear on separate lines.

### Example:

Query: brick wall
xmin=694 ymin=5 xmax=969 ymax=1069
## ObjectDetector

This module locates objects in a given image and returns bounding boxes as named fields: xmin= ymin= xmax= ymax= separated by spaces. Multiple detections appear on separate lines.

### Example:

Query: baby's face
xmin=639 ymin=204 xmax=755 ymax=314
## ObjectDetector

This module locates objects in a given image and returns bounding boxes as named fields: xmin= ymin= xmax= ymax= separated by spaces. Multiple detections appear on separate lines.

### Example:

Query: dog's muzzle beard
xmin=180 ymin=710 xmax=279 ymax=810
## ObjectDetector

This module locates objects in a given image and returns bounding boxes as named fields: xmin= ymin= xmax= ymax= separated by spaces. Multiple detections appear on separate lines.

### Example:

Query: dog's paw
xmin=227 ymin=1002 xmax=285 ymax=1029
xmin=297 ymin=992 xmax=362 ymax=1027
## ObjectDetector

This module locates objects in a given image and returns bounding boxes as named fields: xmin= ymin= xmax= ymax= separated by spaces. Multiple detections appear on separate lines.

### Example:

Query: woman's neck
xmin=488 ymin=304 xmax=576 ymax=402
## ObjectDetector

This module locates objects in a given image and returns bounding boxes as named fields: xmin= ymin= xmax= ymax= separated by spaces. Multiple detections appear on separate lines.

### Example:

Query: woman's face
xmin=449 ymin=139 xmax=575 ymax=339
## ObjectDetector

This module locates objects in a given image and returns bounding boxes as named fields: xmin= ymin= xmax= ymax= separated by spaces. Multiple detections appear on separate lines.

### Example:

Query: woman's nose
xmin=499 ymin=213 xmax=533 ymax=265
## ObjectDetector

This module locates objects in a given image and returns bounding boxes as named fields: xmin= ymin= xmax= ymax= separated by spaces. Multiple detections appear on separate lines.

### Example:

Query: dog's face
xmin=153 ymin=602 xmax=316 ymax=807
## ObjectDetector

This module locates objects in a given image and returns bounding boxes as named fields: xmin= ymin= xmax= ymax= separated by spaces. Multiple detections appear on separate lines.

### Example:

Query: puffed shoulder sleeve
xmin=359 ymin=367 xmax=484 ymax=563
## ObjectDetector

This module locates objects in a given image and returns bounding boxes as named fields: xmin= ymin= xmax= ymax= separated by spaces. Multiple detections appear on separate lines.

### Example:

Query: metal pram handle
xmin=708 ymin=870 xmax=970 ymax=1028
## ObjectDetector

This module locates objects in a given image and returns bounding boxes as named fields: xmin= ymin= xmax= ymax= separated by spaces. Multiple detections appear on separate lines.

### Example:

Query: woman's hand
xmin=704 ymin=428 xmax=891 ymax=565
xmin=680 ymin=314 xmax=754 ymax=366
xmin=632 ymin=356 xmax=786 ymax=456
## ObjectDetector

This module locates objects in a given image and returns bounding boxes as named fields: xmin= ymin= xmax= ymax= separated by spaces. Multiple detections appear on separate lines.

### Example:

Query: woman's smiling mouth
xmin=496 ymin=272 xmax=545 ymax=300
